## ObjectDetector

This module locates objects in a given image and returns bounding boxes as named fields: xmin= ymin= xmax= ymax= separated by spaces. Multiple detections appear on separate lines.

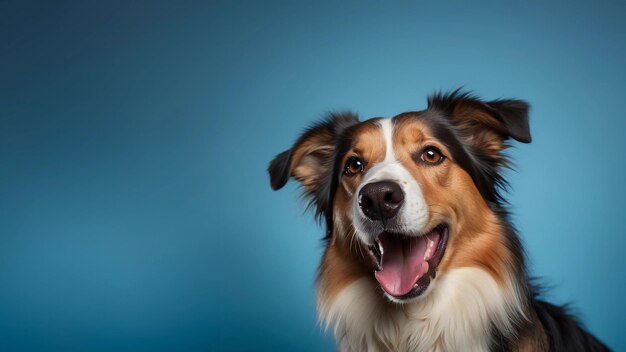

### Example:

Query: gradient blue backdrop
xmin=1 ymin=1 xmax=625 ymax=351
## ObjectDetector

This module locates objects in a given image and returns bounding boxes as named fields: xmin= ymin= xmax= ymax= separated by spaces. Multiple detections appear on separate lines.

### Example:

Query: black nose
xmin=358 ymin=181 xmax=404 ymax=221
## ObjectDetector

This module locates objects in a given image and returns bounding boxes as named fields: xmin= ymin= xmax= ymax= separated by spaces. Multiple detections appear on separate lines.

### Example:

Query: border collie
xmin=268 ymin=90 xmax=609 ymax=351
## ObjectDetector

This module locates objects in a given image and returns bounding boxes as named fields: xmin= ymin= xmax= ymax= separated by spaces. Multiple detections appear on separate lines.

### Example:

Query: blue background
xmin=1 ymin=1 xmax=625 ymax=351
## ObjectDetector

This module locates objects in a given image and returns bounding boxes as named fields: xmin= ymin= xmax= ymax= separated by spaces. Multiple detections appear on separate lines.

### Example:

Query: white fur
xmin=351 ymin=118 xmax=430 ymax=244
xmin=319 ymin=268 xmax=526 ymax=352
xmin=381 ymin=118 xmax=395 ymax=162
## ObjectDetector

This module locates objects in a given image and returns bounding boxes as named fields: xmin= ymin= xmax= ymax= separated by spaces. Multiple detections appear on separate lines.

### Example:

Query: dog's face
xmin=269 ymin=91 xmax=531 ymax=303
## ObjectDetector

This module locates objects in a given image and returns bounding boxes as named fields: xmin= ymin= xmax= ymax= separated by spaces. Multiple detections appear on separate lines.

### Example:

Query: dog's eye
xmin=419 ymin=147 xmax=445 ymax=165
xmin=344 ymin=157 xmax=365 ymax=176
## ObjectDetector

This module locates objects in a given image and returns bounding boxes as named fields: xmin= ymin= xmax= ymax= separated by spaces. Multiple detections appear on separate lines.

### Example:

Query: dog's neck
xmin=318 ymin=266 xmax=527 ymax=352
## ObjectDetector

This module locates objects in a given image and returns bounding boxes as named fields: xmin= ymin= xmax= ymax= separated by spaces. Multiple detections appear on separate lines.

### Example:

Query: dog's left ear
xmin=429 ymin=91 xmax=531 ymax=156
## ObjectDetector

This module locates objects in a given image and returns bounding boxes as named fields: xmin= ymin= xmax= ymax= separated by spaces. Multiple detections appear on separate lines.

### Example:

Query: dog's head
xmin=269 ymin=90 xmax=531 ymax=303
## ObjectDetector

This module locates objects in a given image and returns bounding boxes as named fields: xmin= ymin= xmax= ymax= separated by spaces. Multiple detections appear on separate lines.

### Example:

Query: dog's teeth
xmin=424 ymin=239 xmax=434 ymax=260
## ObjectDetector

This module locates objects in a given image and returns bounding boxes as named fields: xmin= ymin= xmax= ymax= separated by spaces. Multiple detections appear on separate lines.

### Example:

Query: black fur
xmin=428 ymin=88 xmax=531 ymax=143
xmin=268 ymin=150 xmax=292 ymax=191
xmin=425 ymin=89 xmax=531 ymax=204
xmin=268 ymin=112 xmax=359 ymax=238
xmin=534 ymin=300 xmax=609 ymax=351
xmin=416 ymin=110 xmax=509 ymax=204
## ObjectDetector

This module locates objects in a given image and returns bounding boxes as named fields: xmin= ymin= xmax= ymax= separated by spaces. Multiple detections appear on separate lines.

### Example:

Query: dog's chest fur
xmin=319 ymin=268 xmax=525 ymax=352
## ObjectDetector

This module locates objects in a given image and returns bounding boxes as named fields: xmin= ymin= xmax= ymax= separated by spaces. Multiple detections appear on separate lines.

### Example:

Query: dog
xmin=268 ymin=90 xmax=609 ymax=351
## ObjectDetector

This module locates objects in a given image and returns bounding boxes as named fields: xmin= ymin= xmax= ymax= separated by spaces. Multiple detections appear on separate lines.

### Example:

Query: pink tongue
xmin=374 ymin=234 xmax=438 ymax=297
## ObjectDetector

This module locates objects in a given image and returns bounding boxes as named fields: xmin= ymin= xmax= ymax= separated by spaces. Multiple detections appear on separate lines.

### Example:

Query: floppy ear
xmin=428 ymin=90 xmax=531 ymax=157
xmin=268 ymin=112 xmax=359 ymax=216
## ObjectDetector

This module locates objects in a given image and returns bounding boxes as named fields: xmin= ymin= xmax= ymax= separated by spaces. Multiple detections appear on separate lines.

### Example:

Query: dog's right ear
xmin=268 ymin=112 xmax=359 ymax=211
xmin=269 ymin=112 xmax=359 ymax=191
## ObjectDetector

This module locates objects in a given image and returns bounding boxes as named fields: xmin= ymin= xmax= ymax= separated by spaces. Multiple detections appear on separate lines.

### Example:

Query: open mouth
xmin=369 ymin=224 xmax=449 ymax=300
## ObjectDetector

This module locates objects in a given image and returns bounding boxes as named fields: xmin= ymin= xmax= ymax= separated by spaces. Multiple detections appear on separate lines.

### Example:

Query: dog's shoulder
xmin=531 ymin=300 xmax=610 ymax=352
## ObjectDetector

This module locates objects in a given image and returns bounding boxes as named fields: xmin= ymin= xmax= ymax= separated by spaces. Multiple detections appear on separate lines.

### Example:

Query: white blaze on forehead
xmin=380 ymin=118 xmax=395 ymax=162
xmin=351 ymin=118 xmax=430 ymax=240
